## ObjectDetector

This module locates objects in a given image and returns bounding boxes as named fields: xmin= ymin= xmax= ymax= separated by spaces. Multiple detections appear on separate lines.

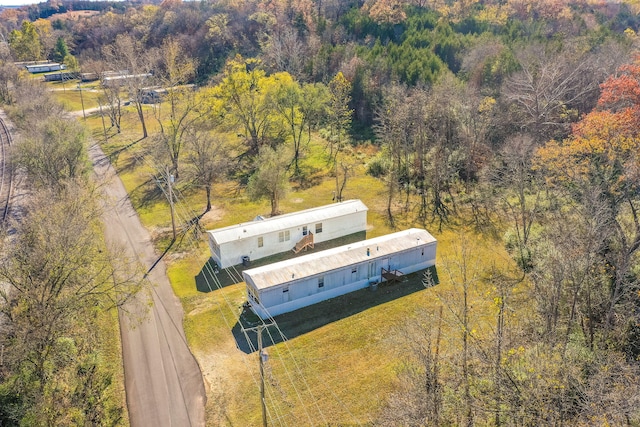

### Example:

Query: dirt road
xmin=89 ymin=143 xmax=206 ymax=427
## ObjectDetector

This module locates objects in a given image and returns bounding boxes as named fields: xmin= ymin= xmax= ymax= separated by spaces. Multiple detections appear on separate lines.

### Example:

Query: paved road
xmin=89 ymin=143 xmax=206 ymax=427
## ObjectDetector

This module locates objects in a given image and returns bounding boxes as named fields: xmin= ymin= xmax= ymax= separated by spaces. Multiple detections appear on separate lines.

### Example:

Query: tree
xmin=270 ymin=75 xmax=329 ymax=178
xmin=327 ymin=72 xmax=352 ymax=162
xmin=185 ymin=130 xmax=229 ymax=212
xmin=421 ymin=74 xmax=464 ymax=226
xmin=153 ymin=37 xmax=198 ymax=179
xmin=102 ymin=34 xmax=156 ymax=139
xmin=327 ymin=72 xmax=353 ymax=202
xmin=0 ymin=61 xmax=19 ymax=104
xmin=440 ymin=241 xmax=479 ymax=427
xmin=261 ymin=26 xmax=308 ymax=78
xmin=8 ymin=21 xmax=42 ymax=61
xmin=0 ymin=185 xmax=140 ymax=426
xmin=374 ymin=83 xmax=413 ymax=226
xmin=8 ymin=77 xmax=66 ymax=131
xmin=15 ymin=116 xmax=88 ymax=189
xmin=367 ymin=0 xmax=407 ymax=24
xmin=32 ymin=19 xmax=54 ymax=60
xmin=534 ymin=56 xmax=640 ymax=348
xmin=209 ymin=56 xmax=281 ymax=154
xmin=501 ymin=43 xmax=604 ymax=143
xmin=376 ymin=308 xmax=443 ymax=426
xmin=247 ymin=145 xmax=291 ymax=216
xmin=529 ymin=195 xmax=611 ymax=349
xmin=96 ymin=55 xmax=125 ymax=134
xmin=52 ymin=36 xmax=69 ymax=63
xmin=493 ymin=133 xmax=543 ymax=271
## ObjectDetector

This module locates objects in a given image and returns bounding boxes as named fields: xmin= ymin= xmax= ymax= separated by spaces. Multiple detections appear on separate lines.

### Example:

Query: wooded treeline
xmin=0 ymin=73 xmax=143 ymax=425
xmin=1 ymin=0 xmax=640 ymax=425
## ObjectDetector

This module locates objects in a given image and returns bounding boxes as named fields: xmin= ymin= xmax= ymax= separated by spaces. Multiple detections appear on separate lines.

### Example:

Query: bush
xmin=366 ymin=156 xmax=387 ymax=177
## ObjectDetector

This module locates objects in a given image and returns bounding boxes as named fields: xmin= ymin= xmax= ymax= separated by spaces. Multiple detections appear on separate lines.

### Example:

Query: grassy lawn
xmin=67 ymin=89 xmax=526 ymax=425
xmin=48 ymin=81 xmax=101 ymax=111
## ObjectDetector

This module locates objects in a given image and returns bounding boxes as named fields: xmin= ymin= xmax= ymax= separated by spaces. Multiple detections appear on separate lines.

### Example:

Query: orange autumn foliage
xmin=535 ymin=57 xmax=640 ymax=196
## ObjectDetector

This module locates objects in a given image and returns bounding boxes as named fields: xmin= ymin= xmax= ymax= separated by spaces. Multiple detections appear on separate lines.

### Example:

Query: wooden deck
xmin=293 ymin=232 xmax=314 ymax=253
xmin=381 ymin=267 xmax=405 ymax=284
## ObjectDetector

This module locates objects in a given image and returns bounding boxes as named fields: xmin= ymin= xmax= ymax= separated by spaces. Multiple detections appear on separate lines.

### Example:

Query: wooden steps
xmin=293 ymin=232 xmax=314 ymax=253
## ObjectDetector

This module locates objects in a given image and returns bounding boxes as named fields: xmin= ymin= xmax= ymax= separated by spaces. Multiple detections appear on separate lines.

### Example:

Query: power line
xmin=129 ymin=146 xmax=363 ymax=425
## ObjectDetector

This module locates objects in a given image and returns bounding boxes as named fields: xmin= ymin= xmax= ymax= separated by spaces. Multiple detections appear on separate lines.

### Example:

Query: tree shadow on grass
xmin=127 ymin=178 xmax=165 ymax=210
xmin=104 ymin=137 xmax=147 ymax=173
xmin=232 ymin=266 xmax=439 ymax=354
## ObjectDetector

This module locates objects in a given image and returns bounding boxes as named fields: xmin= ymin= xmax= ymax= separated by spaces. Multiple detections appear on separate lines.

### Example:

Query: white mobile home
xmin=25 ymin=62 xmax=65 ymax=73
xmin=243 ymin=228 xmax=437 ymax=319
xmin=207 ymin=200 xmax=368 ymax=269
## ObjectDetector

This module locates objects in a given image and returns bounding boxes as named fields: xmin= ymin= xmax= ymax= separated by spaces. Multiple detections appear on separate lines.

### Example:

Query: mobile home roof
xmin=244 ymin=228 xmax=436 ymax=290
xmin=207 ymin=199 xmax=368 ymax=245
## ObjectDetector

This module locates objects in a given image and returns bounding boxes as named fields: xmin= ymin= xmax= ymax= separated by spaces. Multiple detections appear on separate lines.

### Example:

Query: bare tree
xmin=529 ymin=192 xmax=611 ymax=349
xmin=152 ymin=37 xmax=199 ymax=179
xmin=0 ymin=60 xmax=18 ymax=104
xmin=185 ymin=129 xmax=229 ymax=212
xmin=377 ymin=308 xmax=444 ymax=426
xmin=261 ymin=27 xmax=307 ymax=78
xmin=502 ymin=43 xmax=604 ymax=142
xmin=439 ymin=241 xmax=480 ymax=427
xmin=247 ymin=145 xmax=291 ymax=216
xmin=493 ymin=133 xmax=542 ymax=271
xmin=421 ymin=74 xmax=464 ymax=227
xmin=374 ymin=83 xmax=416 ymax=226
xmin=15 ymin=116 xmax=88 ymax=189
xmin=102 ymin=34 xmax=157 ymax=139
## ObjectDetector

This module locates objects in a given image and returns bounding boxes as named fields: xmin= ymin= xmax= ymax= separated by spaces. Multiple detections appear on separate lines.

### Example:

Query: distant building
xmin=43 ymin=71 xmax=79 ymax=82
xmin=140 ymin=85 xmax=196 ymax=104
xmin=80 ymin=72 xmax=99 ymax=82
xmin=243 ymin=228 xmax=438 ymax=319
xmin=206 ymin=200 xmax=368 ymax=269
xmin=102 ymin=72 xmax=152 ymax=88
xmin=25 ymin=62 xmax=65 ymax=73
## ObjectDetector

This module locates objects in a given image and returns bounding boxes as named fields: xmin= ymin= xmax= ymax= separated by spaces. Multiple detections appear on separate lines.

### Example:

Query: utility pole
xmin=78 ymin=82 xmax=86 ymax=120
xmin=244 ymin=322 xmax=273 ymax=427
xmin=166 ymin=165 xmax=176 ymax=240
xmin=258 ymin=326 xmax=268 ymax=427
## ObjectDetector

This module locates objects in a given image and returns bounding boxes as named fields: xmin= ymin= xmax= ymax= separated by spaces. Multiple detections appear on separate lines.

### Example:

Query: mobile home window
xmin=352 ymin=266 xmax=357 ymax=274
xmin=278 ymin=230 xmax=290 ymax=242
xmin=303 ymin=226 xmax=308 ymax=236
xmin=318 ymin=277 xmax=324 ymax=288
xmin=315 ymin=223 xmax=323 ymax=233
xmin=258 ymin=237 xmax=264 ymax=248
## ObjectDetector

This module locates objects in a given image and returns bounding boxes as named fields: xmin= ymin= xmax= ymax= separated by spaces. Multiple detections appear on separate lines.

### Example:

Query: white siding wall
xmin=249 ymin=241 xmax=436 ymax=319
xmin=312 ymin=210 xmax=367 ymax=244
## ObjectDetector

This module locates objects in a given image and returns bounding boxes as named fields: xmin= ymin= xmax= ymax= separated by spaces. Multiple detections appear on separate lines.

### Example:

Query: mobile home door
xmin=368 ymin=262 xmax=376 ymax=278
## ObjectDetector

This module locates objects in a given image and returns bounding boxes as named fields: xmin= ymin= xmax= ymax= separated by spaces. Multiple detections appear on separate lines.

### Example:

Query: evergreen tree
xmin=53 ymin=36 xmax=69 ymax=63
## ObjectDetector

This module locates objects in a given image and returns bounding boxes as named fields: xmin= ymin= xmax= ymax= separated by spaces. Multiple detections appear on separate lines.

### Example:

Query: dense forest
xmin=2 ymin=0 xmax=640 ymax=425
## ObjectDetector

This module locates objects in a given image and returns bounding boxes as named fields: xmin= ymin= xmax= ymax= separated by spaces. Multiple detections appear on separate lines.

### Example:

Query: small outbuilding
xmin=206 ymin=200 xmax=368 ymax=269
xmin=243 ymin=228 xmax=437 ymax=319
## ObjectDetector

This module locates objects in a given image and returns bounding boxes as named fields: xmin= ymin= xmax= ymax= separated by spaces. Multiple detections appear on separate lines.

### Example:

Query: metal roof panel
xmin=207 ymin=200 xmax=368 ymax=244
xmin=244 ymin=228 xmax=436 ymax=290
